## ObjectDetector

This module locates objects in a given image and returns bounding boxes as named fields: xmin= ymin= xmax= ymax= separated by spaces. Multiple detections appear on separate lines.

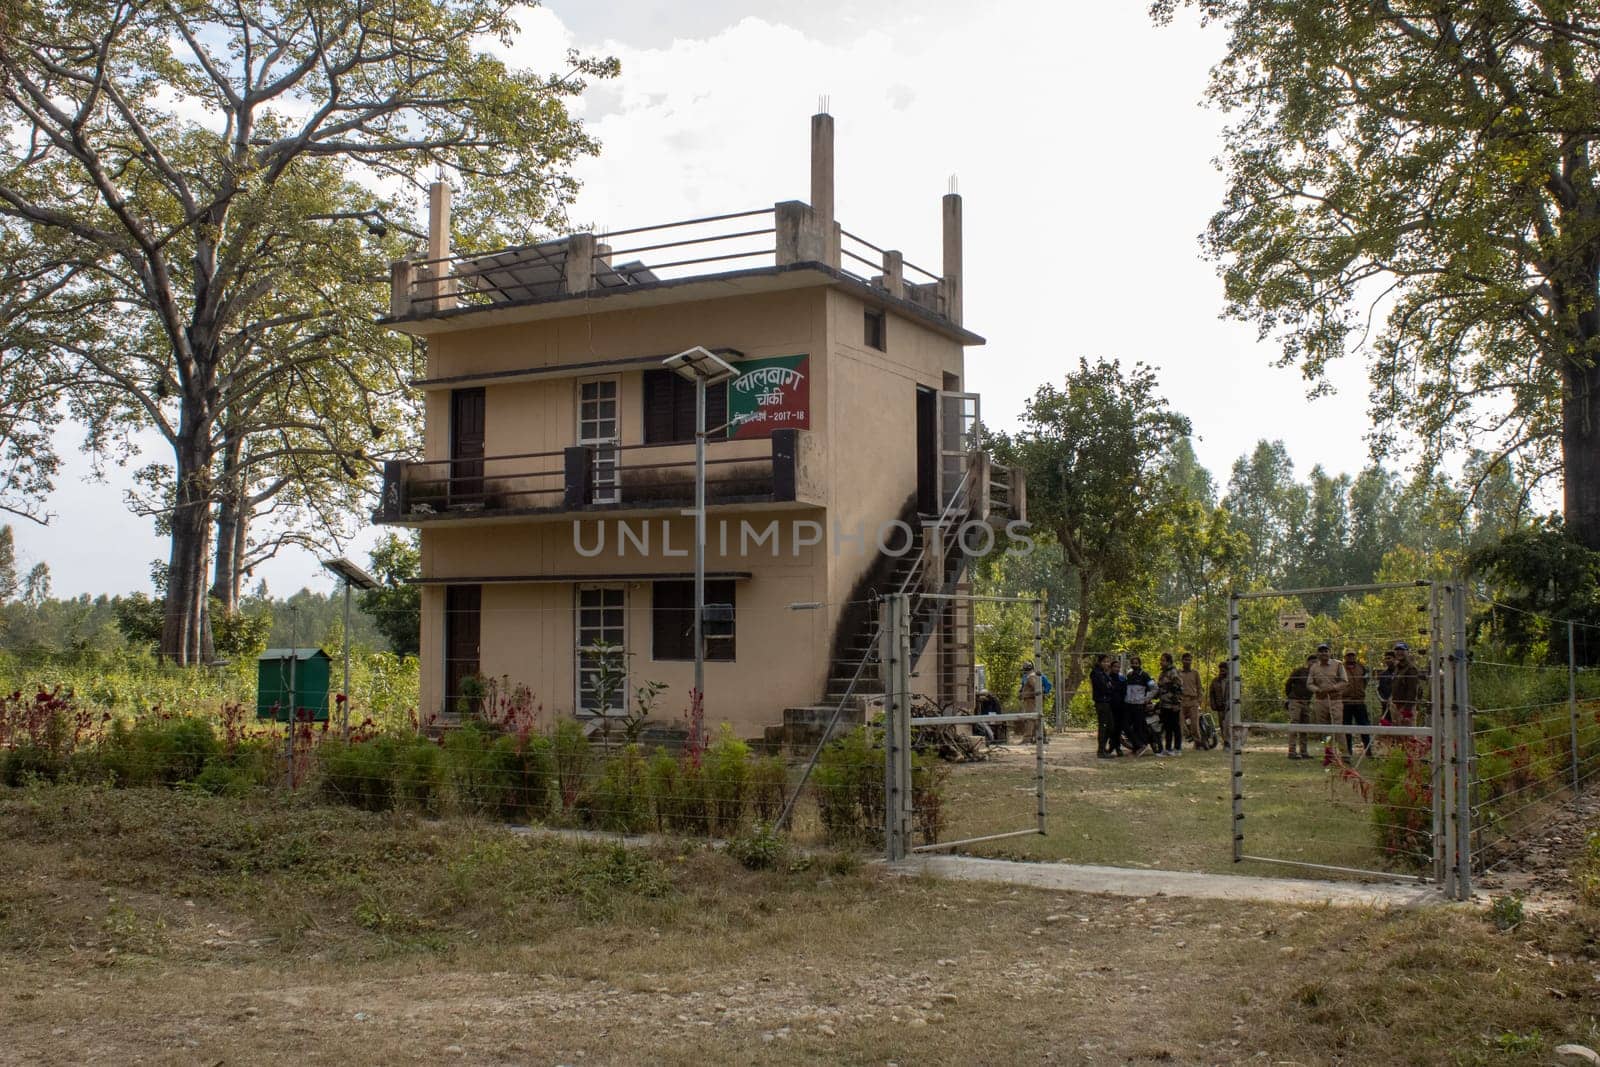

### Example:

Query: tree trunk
xmin=1061 ymin=562 xmax=1094 ymax=702
xmin=160 ymin=434 xmax=216 ymax=665
xmin=210 ymin=434 xmax=244 ymax=614
xmin=1564 ymin=342 xmax=1600 ymax=553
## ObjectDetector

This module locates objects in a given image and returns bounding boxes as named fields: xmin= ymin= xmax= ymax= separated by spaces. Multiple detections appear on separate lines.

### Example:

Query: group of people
xmin=1280 ymin=641 xmax=1426 ymax=759
xmin=1081 ymin=640 xmax=1429 ymax=762
xmin=1087 ymin=651 xmax=1218 ymax=758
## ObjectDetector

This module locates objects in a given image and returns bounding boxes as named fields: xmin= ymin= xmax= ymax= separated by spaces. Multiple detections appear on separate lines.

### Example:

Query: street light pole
xmin=320 ymin=557 xmax=379 ymax=743
xmin=694 ymin=373 xmax=707 ymax=731
xmin=663 ymin=346 xmax=739 ymax=752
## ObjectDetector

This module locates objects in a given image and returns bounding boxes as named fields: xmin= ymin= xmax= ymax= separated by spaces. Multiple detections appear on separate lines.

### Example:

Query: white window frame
xmin=577 ymin=376 xmax=620 ymax=505
xmin=575 ymin=583 xmax=628 ymax=718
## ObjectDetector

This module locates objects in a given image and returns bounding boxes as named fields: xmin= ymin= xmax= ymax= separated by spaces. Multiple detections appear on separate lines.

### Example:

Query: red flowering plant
xmin=479 ymin=674 xmax=543 ymax=751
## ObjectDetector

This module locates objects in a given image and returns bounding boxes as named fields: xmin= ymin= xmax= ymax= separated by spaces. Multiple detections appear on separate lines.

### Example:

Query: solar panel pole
xmin=342 ymin=579 xmax=353 ymax=741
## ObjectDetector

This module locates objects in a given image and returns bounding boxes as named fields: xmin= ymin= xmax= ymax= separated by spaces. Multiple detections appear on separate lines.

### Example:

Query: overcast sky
xmin=14 ymin=0 xmax=1378 ymax=599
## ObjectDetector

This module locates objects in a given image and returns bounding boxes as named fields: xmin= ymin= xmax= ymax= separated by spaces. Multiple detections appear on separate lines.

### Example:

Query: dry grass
xmin=1 ymin=784 xmax=1598 ymax=1065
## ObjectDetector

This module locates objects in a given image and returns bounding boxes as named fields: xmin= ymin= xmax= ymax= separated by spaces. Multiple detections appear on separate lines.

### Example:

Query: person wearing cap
xmin=1016 ymin=660 xmax=1042 ymax=743
xmin=1284 ymin=655 xmax=1314 ymax=759
xmin=1177 ymin=652 xmax=1204 ymax=746
xmin=1341 ymin=649 xmax=1373 ymax=757
xmin=1307 ymin=644 xmax=1348 ymax=754
xmin=1389 ymin=642 xmax=1424 ymax=725
xmin=1090 ymin=654 xmax=1122 ymax=758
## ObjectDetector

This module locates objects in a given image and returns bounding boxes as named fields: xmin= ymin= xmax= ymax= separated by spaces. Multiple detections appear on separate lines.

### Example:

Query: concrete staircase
xmin=767 ymin=473 xmax=980 ymax=754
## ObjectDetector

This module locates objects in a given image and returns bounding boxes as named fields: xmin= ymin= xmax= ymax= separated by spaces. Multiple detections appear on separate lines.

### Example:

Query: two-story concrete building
xmin=376 ymin=113 xmax=1023 ymax=745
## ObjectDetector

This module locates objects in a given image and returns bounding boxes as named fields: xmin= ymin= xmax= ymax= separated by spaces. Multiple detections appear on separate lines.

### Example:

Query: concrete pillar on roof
xmin=942 ymin=191 xmax=963 ymax=327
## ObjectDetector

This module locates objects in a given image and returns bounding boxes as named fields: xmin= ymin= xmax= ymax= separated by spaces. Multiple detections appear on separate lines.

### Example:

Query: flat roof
xmin=382 ymin=262 xmax=985 ymax=347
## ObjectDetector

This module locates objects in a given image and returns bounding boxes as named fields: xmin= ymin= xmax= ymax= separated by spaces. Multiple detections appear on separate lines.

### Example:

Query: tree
xmin=0 ymin=525 xmax=15 ymax=602
xmin=1223 ymin=440 xmax=1307 ymax=587
xmin=990 ymin=358 xmax=1192 ymax=702
xmin=21 ymin=562 xmax=49 ymax=606
xmin=1157 ymin=0 xmax=1600 ymax=548
xmin=359 ymin=532 xmax=420 ymax=657
xmin=0 ymin=0 xmax=616 ymax=663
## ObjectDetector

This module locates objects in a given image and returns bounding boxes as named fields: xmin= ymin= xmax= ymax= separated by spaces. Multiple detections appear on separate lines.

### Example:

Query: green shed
xmin=256 ymin=648 xmax=332 ymax=723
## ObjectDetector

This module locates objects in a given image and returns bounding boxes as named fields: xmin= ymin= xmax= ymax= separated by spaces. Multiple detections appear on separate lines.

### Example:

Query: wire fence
xmin=1465 ymin=594 xmax=1600 ymax=872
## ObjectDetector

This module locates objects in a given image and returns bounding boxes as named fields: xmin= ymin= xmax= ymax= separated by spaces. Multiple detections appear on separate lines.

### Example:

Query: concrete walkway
xmin=891 ymin=854 xmax=1445 ymax=908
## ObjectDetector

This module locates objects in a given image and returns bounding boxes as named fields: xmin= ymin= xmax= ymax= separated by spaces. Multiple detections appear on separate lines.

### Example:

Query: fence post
xmin=1452 ymin=582 xmax=1473 ymax=899
xmin=1228 ymin=593 xmax=1243 ymax=864
xmin=1571 ymin=621 xmax=1580 ymax=795
xmin=882 ymin=594 xmax=913 ymax=862
xmin=1429 ymin=581 xmax=1450 ymax=891
xmin=1034 ymin=596 xmax=1046 ymax=836
xmin=1053 ymin=648 xmax=1064 ymax=732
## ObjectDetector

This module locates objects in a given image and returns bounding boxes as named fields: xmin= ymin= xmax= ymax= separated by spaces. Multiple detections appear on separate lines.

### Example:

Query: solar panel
xmin=449 ymin=237 xmax=670 ymax=305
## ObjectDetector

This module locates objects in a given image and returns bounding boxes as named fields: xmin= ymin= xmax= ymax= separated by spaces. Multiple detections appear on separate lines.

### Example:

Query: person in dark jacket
xmin=1209 ymin=660 xmax=1231 ymax=750
xmin=1341 ymin=649 xmax=1373 ymax=757
xmin=1389 ymin=642 xmax=1424 ymax=724
xmin=1285 ymin=655 xmax=1315 ymax=759
xmin=1375 ymin=649 xmax=1397 ymax=724
xmin=1120 ymin=655 xmax=1156 ymax=757
xmin=1156 ymin=652 xmax=1184 ymax=756
xmin=1090 ymin=655 xmax=1121 ymax=758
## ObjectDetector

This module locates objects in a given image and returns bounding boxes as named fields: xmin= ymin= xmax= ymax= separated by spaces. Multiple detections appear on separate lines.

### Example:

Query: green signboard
xmin=727 ymin=354 xmax=810 ymax=440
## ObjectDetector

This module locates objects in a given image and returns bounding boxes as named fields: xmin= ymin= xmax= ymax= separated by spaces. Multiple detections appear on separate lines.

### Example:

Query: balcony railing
xmin=387 ymin=205 xmax=955 ymax=321
xmin=378 ymin=428 xmax=814 ymax=522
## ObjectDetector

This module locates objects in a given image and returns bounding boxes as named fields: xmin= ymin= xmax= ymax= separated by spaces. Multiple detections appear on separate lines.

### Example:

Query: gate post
xmin=1228 ymin=593 xmax=1243 ymax=864
xmin=1452 ymin=581 xmax=1473 ymax=898
xmin=882 ymin=594 xmax=914 ymax=862
xmin=1430 ymin=582 xmax=1452 ymax=893
xmin=1570 ymin=621 xmax=1581 ymax=794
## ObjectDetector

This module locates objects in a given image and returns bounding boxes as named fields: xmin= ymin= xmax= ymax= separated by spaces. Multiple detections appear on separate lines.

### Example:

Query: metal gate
xmin=1227 ymin=580 xmax=1473 ymax=900
xmin=882 ymin=590 xmax=1047 ymax=861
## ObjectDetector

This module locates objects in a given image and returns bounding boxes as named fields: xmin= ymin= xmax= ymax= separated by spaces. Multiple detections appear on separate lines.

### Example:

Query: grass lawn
xmin=3 ymin=784 xmax=1599 ymax=1064
xmin=936 ymin=732 xmax=1429 ymax=879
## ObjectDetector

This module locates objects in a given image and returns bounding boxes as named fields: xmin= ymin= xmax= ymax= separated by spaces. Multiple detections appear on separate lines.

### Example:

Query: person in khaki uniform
xmin=1177 ymin=652 xmax=1204 ymax=744
xmin=1307 ymin=644 xmax=1348 ymax=754
xmin=1015 ymin=661 xmax=1042 ymax=743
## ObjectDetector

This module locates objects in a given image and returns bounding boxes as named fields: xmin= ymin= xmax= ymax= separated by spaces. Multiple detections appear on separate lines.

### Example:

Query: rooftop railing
xmin=388 ymin=204 xmax=954 ymax=322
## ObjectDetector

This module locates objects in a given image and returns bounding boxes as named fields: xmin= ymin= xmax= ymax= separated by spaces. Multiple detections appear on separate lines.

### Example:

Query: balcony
xmin=376 ymin=428 xmax=822 ymax=524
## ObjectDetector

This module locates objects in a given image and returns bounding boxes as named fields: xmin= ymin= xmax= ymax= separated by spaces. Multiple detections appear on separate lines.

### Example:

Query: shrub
xmin=1370 ymin=738 xmax=1432 ymax=870
xmin=646 ymin=747 xmax=709 ymax=835
xmin=393 ymin=736 xmax=444 ymax=814
xmin=750 ymin=755 xmax=788 ymax=825
xmin=99 ymin=716 xmax=221 ymax=788
xmin=584 ymin=744 xmax=650 ymax=833
xmin=442 ymin=722 xmax=498 ymax=814
xmin=726 ymin=822 xmax=786 ymax=870
xmin=704 ymin=727 xmax=750 ymax=836
xmin=911 ymin=752 xmax=949 ymax=845
xmin=812 ymin=726 xmax=884 ymax=847
xmin=320 ymin=737 xmax=398 ymax=811
xmin=1577 ymin=830 xmax=1600 ymax=907
xmin=552 ymin=718 xmax=590 ymax=813
xmin=482 ymin=733 xmax=553 ymax=822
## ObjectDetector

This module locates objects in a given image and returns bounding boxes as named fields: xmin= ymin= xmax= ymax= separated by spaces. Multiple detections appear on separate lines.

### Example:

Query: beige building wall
xmin=411 ymin=278 xmax=976 ymax=736
xmin=420 ymin=511 xmax=831 ymax=734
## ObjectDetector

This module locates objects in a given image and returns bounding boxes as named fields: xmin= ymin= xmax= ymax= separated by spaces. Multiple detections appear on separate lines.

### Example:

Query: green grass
xmin=937 ymin=734 xmax=1425 ymax=878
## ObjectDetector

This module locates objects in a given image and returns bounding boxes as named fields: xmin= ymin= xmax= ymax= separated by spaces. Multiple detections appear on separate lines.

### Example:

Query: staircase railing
xmin=776 ymin=463 xmax=977 ymax=827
